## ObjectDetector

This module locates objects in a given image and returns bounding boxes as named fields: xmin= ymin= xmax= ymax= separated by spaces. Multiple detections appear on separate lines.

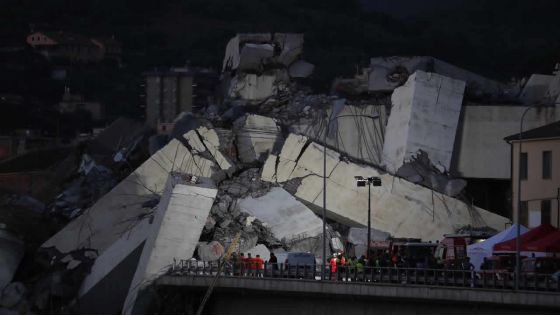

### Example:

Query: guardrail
xmin=169 ymin=260 xmax=560 ymax=292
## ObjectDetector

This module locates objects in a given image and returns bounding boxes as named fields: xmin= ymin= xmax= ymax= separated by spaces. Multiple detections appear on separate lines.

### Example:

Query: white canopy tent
xmin=467 ymin=224 xmax=528 ymax=271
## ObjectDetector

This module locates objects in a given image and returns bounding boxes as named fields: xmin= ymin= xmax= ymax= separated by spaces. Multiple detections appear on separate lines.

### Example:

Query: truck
xmin=434 ymin=235 xmax=467 ymax=269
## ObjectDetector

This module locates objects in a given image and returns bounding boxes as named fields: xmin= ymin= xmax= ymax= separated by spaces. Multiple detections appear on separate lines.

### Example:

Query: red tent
xmin=493 ymin=224 xmax=557 ymax=252
xmin=523 ymin=230 xmax=560 ymax=252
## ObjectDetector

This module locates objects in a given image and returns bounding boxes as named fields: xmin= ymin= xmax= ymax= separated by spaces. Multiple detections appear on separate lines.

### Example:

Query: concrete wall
xmin=74 ymin=242 xmax=145 ymax=315
xmin=382 ymin=71 xmax=466 ymax=173
xmin=205 ymin=292 xmax=553 ymax=315
xmin=453 ymin=104 xmax=560 ymax=179
xmin=511 ymin=139 xmax=560 ymax=228
xmin=155 ymin=276 xmax=560 ymax=314
xmin=123 ymin=174 xmax=217 ymax=314
xmin=292 ymin=104 xmax=387 ymax=166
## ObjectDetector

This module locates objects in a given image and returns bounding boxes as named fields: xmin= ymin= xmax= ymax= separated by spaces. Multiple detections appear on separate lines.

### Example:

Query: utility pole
xmin=556 ymin=188 xmax=559 ymax=228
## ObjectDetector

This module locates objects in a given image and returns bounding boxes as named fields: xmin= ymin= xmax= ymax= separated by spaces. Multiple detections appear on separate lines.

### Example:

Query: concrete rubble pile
xmin=4 ymin=34 xmax=545 ymax=315
xmin=261 ymin=133 xmax=508 ymax=241
xmin=395 ymin=150 xmax=467 ymax=197
xmin=50 ymin=154 xmax=116 ymax=219
xmin=223 ymin=33 xmax=314 ymax=102
xmin=334 ymin=56 xmax=506 ymax=99
xmin=238 ymin=187 xmax=327 ymax=257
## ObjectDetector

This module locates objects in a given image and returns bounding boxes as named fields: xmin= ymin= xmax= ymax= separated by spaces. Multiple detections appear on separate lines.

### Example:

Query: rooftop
xmin=504 ymin=120 xmax=560 ymax=142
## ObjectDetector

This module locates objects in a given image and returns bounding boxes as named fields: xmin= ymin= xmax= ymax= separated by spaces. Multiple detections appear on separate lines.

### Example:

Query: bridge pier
xmin=148 ymin=276 xmax=560 ymax=315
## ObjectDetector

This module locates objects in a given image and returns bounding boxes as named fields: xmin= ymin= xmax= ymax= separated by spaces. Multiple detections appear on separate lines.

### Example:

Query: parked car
xmin=273 ymin=252 xmax=316 ymax=279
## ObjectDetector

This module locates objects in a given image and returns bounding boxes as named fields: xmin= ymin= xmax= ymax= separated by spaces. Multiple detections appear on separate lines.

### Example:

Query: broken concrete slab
xmin=228 ymin=73 xmax=279 ymax=101
xmin=366 ymin=56 xmax=504 ymax=98
xmin=78 ymin=217 xmax=151 ymax=299
xmin=42 ymin=139 xmax=221 ymax=256
xmin=184 ymin=130 xmax=206 ymax=153
xmin=123 ymin=173 xmax=217 ymax=315
xmin=197 ymin=126 xmax=236 ymax=173
xmin=347 ymin=227 xmax=390 ymax=245
xmin=289 ymin=60 xmax=315 ymax=78
xmin=545 ymin=69 xmax=560 ymax=104
xmin=519 ymin=73 xmax=555 ymax=104
xmin=238 ymin=187 xmax=323 ymax=242
xmin=197 ymin=241 xmax=224 ymax=261
xmin=274 ymin=33 xmax=304 ymax=66
xmin=279 ymin=133 xmax=308 ymax=162
xmin=291 ymin=103 xmax=387 ymax=166
xmin=296 ymin=142 xmax=340 ymax=178
xmin=260 ymin=154 xmax=278 ymax=182
xmin=222 ymin=33 xmax=304 ymax=73
xmin=183 ymin=127 xmax=236 ymax=174
xmin=396 ymin=150 xmax=467 ymax=197
xmin=234 ymin=114 xmax=282 ymax=164
xmin=276 ymin=159 xmax=299 ymax=183
xmin=301 ymin=161 xmax=507 ymax=241
xmin=238 ymin=43 xmax=275 ymax=71
xmin=266 ymin=135 xmax=508 ymax=241
xmin=222 ymin=33 xmax=273 ymax=72
xmin=331 ymin=237 xmax=344 ymax=253
xmin=382 ymin=71 xmax=465 ymax=173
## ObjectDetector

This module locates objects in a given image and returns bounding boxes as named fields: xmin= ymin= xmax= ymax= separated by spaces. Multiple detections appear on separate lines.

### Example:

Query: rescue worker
xmin=246 ymin=253 xmax=255 ymax=276
xmin=236 ymin=253 xmax=246 ymax=276
xmin=269 ymin=252 xmax=278 ymax=277
xmin=329 ymin=254 xmax=338 ymax=280
xmin=338 ymin=254 xmax=346 ymax=280
xmin=255 ymin=254 xmax=264 ymax=277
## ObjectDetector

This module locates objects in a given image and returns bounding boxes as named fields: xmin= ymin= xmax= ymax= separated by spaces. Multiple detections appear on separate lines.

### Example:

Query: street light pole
xmin=356 ymin=176 xmax=381 ymax=258
xmin=368 ymin=180 xmax=371 ymax=259
xmin=322 ymin=121 xmax=327 ymax=280
xmin=516 ymin=106 xmax=533 ymax=290
xmin=322 ymin=112 xmax=380 ymax=280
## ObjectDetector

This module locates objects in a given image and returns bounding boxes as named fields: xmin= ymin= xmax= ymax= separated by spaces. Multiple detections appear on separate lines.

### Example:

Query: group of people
xmin=328 ymin=252 xmax=406 ymax=275
xmin=327 ymin=250 xmax=443 ymax=273
xmin=231 ymin=252 xmax=267 ymax=275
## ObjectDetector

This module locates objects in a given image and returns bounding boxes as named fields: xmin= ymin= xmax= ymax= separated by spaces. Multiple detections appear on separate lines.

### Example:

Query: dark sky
xmin=360 ymin=0 xmax=466 ymax=18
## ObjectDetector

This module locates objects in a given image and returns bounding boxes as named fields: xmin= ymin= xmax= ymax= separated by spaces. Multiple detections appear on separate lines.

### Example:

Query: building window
xmin=541 ymin=200 xmax=551 ymax=224
xmin=543 ymin=151 xmax=552 ymax=179
xmin=520 ymin=152 xmax=528 ymax=180
xmin=519 ymin=201 xmax=528 ymax=226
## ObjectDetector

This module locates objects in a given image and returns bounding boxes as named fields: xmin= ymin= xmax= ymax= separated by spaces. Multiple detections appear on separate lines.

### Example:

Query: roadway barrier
xmin=169 ymin=260 xmax=560 ymax=293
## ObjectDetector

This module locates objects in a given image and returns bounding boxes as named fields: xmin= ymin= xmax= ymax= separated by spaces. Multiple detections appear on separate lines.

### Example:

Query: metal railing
xmin=169 ymin=260 xmax=560 ymax=292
